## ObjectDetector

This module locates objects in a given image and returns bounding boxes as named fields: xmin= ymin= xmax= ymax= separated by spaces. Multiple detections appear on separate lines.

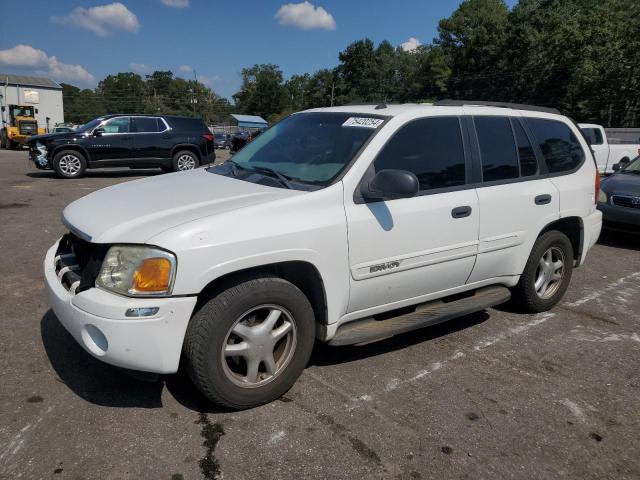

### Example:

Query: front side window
xmin=527 ymin=118 xmax=585 ymax=173
xmin=132 ymin=117 xmax=160 ymax=133
xmin=102 ymin=117 xmax=130 ymax=134
xmin=373 ymin=116 xmax=466 ymax=191
xmin=230 ymin=112 xmax=382 ymax=184
xmin=475 ymin=116 xmax=519 ymax=182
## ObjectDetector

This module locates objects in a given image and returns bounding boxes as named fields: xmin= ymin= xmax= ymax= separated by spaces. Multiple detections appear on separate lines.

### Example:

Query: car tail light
xmin=594 ymin=170 xmax=600 ymax=205
xmin=202 ymin=133 xmax=214 ymax=142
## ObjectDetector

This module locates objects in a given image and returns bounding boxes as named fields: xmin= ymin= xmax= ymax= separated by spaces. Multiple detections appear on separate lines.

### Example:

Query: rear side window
xmin=166 ymin=117 xmax=207 ymax=132
xmin=132 ymin=117 xmax=160 ymax=133
xmin=526 ymin=118 xmax=585 ymax=173
xmin=374 ymin=117 xmax=466 ymax=191
xmin=581 ymin=127 xmax=603 ymax=146
xmin=474 ymin=116 xmax=519 ymax=182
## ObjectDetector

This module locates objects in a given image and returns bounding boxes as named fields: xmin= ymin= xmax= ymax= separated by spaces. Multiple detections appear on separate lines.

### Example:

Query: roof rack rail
xmin=433 ymin=99 xmax=561 ymax=115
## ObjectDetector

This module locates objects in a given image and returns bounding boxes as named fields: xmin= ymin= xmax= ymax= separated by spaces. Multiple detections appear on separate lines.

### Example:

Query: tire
xmin=511 ymin=230 xmax=574 ymax=312
xmin=172 ymin=150 xmax=199 ymax=172
xmin=52 ymin=150 xmax=87 ymax=179
xmin=184 ymin=274 xmax=316 ymax=409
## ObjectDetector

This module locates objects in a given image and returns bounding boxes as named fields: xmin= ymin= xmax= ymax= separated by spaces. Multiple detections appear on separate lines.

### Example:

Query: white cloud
xmin=129 ymin=62 xmax=152 ymax=74
xmin=400 ymin=37 xmax=422 ymax=52
xmin=198 ymin=74 xmax=221 ymax=86
xmin=275 ymin=1 xmax=336 ymax=30
xmin=51 ymin=2 xmax=140 ymax=37
xmin=161 ymin=0 xmax=189 ymax=7
xmin=179 ymin=65 xmax=193 ymax=73
xmin=0 ymin=44 xmax=94 ymax=83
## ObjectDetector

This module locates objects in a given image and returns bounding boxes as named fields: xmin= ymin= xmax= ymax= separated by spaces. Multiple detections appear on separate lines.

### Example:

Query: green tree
xmin=95 ymin=72 xmax=146 ymax=113
xmin=233 ymin=64 xmax=286 ymax=119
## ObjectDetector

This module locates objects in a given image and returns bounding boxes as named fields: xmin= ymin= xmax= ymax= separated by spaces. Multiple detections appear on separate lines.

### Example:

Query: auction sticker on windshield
xmin=342 ymin=117 xmax=384 ymax=128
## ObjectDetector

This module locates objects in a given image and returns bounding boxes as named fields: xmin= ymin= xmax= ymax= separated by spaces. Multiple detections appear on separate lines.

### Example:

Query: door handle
xmin=451 ymin=206 xmax=472 ymax=219
xmin=535 ymin=194 xmax=552 ymax=205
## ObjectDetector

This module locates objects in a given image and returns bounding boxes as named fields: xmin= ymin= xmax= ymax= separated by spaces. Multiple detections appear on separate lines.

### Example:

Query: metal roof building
xmin=0 ymin=73 xmax=64 ymax=131
xmin=230 ymin=114 xmax=268 ymax=129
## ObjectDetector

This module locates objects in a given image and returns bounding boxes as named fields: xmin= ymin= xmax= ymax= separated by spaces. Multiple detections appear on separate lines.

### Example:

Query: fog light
xmin=125 ymin=307 xmax=159 ymax=317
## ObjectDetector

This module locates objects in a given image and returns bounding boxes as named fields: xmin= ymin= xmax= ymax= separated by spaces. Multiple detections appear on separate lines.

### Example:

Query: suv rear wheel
xmin=53 ymin=150 xmax=87 ymax=179
xmin=172 ymin=150 xmax=199 ymax=172
xmin=511 ymin=230 xmax=574 ymax=312
xmin=184 ymin=275 xmax=316 ymax=409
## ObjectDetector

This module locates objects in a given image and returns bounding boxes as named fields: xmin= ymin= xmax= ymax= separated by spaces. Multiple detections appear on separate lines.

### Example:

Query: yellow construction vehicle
xmin=0 ymin=104 xmax=46 ymax=149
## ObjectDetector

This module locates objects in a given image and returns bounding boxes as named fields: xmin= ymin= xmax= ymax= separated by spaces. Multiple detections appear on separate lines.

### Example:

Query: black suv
xmin=28 ymin=114 xmax=215 ymax=178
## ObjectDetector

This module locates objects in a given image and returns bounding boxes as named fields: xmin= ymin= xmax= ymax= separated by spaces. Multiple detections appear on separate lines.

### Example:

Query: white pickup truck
xmin=579 ymin=123 xmax=640 ymax=174
xmin=45 ymin=102 xmax=602 ymax=409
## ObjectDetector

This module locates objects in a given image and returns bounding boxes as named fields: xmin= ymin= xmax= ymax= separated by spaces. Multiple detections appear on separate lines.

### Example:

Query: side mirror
xmin=0 ymin=106 xmax=5 ymax=112
xmin=361 ymin=169 xmax=419 ymax=201
xmin=35 ymin=109 xmax=39 ymax=114
xmin=613 ymin=163 xmax=621 ymax=172
xmin=93 ymin=128 xmax=105 ymax=136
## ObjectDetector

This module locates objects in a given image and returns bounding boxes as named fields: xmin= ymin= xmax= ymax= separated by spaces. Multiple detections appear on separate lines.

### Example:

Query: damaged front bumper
xmin=29 ymin=142 xmax=50 ymax=169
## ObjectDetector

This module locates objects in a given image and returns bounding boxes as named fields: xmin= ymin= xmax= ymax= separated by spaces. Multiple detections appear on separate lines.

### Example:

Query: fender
xmin=170 ymin=143 xmax=202 ymax=160
xmin=50 ymin=142 xmax=91 ymax=162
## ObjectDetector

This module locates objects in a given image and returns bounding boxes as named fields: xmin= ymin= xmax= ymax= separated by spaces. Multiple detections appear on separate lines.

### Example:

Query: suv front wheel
xmin=511 ymin=230 xmax=574 ymax=312
xmin=172 ymin=150 xmax=199 ymax=172
xmin=53 ymin=150 xmax=87 ymax=179
xmin=184 ymin=274 xmax=316 ymax=409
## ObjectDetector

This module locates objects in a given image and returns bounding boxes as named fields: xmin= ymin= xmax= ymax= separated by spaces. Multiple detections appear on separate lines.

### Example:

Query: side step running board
xmin=329 ymin=286 xmax=511 ymax=346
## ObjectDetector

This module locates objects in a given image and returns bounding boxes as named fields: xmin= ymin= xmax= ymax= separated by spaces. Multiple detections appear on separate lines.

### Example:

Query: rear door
xmin=467 ymin=115 xmax=560 ymax=283
xmin=131 ymin=117 xmax=173 ymax=163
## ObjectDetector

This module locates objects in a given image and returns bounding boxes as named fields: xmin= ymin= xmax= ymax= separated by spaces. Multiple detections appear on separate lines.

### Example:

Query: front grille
xmin=612 ymin=195 xmax=640 ymax=209
xmin=55 ymin=233 xmax=107 ymax=294
xmin=19 ymin=121 xmax=37 ymax=135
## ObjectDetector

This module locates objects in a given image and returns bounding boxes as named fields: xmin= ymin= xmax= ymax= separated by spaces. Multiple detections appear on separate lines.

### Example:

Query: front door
xmin=344 ymin=116 xmax=479 ymax=314
xmin=86 ymin=116 xmax=133 ymax=164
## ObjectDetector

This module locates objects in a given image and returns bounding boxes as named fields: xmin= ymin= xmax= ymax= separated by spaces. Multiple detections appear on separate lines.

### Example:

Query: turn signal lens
xmin=594 ymin=171 xmax=601 ymax=205
xmin=132 ymin=257 xmax=172 ymax=293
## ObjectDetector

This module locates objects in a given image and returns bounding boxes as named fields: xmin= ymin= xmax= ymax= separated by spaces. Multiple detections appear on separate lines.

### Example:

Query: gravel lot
xmin=1 ymin=148 xmax=639 ymax=480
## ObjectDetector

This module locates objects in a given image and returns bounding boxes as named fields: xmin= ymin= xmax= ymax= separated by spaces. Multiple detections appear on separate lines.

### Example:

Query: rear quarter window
xmin=165 ymin=117 xmax=207 ymax=133
xmin=526 ymin=118 xmax=585 ymax=173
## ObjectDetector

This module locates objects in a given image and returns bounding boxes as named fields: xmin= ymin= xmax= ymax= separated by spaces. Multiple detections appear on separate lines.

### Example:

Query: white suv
xmin=44 ymin=102 xmax=602 ymax=409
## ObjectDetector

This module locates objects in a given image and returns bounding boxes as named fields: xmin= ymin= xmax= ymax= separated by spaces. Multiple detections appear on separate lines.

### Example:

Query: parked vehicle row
xmin=28 ymin=114 xmax=215 ymax=178
xmin=598 ymin=155 xmax=640 ymax=232
xmin=44 ymin=101 xmax=601 ymax=409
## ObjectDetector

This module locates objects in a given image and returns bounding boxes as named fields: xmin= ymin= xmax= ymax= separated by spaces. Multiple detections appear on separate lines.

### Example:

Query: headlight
xmin=97 ymin=245 xmax=176 ymax=297
xmin=597 ymin=189 xmax=608 ymax=204
xmin=35 ymin=141 xmax=47 ymax=154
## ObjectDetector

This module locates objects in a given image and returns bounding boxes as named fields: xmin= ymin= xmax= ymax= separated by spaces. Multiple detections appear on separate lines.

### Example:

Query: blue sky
xmin=0 ymin=0 xmax=517 ymax=100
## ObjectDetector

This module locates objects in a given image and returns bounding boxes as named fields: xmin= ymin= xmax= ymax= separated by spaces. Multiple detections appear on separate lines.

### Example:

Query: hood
xmin=29 ymin=132 xmax=77 ymax=143
xmin=62 ymin=169 xmax=304 ymax=244
xmin=601 ymin=172 xmax=640 ymax=195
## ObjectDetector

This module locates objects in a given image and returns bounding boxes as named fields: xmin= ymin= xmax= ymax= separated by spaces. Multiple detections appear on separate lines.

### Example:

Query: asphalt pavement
xmin=1 ymin=148 xmax=639 ymax=480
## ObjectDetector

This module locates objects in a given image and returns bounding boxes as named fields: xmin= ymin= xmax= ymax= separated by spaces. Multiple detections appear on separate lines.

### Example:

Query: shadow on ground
xmin=42 ymin=309 xmax=490 ymax=411
xmin=597 ymin=228 xmax=640 ymax=251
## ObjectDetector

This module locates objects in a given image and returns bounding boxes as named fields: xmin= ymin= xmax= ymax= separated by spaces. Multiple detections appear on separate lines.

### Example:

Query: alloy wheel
xmin=534 ymin=246 xmax=565 ymax=299
xmin=221 ymin=304 xmax=297 ymax=388
xmin=177 ymin=154 xmax=196 ymax=170
xmin=59 ymin=154 xmax=82 ymax=176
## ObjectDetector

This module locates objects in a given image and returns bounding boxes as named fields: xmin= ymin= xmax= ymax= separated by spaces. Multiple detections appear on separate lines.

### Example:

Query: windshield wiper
xmin=229 ymin=161 xmax=293 ymax=189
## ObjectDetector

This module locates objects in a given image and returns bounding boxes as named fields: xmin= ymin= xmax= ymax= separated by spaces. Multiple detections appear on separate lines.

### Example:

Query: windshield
xmin=76 ymin=118 xmax=103 ymax=132
xmin=11 ymin=106 xmax=34 ymax=117
xmin=621 ymin=156 xmax=640 ymax=173
xmin=230 ymin=112 xmax=384 ymax=185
